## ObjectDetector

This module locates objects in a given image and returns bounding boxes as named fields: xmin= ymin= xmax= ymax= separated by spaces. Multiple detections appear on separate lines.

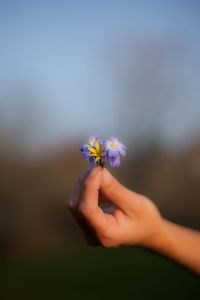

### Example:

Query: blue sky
xmin=0 ymin=0 xmax=200 ymax=151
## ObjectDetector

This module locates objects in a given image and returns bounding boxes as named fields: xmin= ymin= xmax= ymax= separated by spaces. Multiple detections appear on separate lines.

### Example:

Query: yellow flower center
xmin=113 ymin=142 xmax=116 ymax=147
xmin=87 ymin=141 xmax=106 ymax=163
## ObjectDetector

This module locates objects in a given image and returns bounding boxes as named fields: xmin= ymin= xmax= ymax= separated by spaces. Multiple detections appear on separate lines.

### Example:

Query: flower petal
xmin=96 ymin=141 xmax=100 ymax=152
xmin=101 ymin=152 xmax=106 ymax=156
xmin=119 ymin=148 xmax=126 ymax=157
xmin=87 ymin=147 xmax=96 ymax=154
xmin=110 ymin=154 xmax=121 ymax=168
xmin=101 ymin=144 xmax=106 ymax=150
xmin=108 ymin=149 xmax=118 ymax=158
xmin=95 ymin=156 xmax=101 ymax=163
xmin=89 ymin=156 xmax=95 ymax=166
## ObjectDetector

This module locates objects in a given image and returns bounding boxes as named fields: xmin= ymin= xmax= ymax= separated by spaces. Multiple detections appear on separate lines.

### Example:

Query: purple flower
xmin=80 ymin=136 xmax=99 ymax=160
xmin=80 ymin=136 xmax=126 ymax=168
xmin=80 ymin=136 xmax=106 ymax=166
xmin=110 ymin=153 xmax=121 ymax=168
xmin=104 ymin=137 xmax=127 ymax=168
xmin=104 ymin=137 xmax=126 ymax=158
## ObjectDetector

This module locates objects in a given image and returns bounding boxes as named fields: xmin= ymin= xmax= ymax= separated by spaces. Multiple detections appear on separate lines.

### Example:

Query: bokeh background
xmin=0 ymin=0 xmax=200 ymax=299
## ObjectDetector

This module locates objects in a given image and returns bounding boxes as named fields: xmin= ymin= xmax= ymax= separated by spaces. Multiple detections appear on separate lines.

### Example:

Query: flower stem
xmin=99 ymin=158 xmax=105 ymax=168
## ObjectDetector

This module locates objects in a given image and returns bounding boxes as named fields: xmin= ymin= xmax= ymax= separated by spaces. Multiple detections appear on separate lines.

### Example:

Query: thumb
xmin=100 ymin=168 xmax=135 ymax=211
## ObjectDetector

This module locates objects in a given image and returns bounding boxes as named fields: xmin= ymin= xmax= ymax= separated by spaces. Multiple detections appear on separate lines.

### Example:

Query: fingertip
xmin=88 ymin=165 xmax=102 ymax=178
xmin=84 ymin=166 xmax=102 ymax=191
xmin=102 ymin=167 xmax=113 ymax=187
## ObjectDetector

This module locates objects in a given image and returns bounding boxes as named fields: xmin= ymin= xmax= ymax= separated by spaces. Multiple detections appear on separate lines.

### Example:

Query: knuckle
xmin=78 ymin=203 xmax=98 ymax=223
xmin=99 ymin=228 xmax=111 ymax=241
xmin=98 ymin=229 xmax=119 ymax=248
xmin=78 ymin=202 xmax=89 ymax=217
xmin=100 ymin=238 xmax=116 ymax=248
xmin=67 ymin=199 xmax=75 ymax=210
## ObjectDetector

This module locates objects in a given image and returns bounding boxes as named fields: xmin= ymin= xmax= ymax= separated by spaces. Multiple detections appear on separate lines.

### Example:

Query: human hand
xmin=67 ymin=166 xmax=166 ymax=248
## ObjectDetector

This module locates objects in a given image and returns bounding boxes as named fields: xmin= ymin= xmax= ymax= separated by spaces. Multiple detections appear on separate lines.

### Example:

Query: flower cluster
xmin=80 ymin=136 xmax=126 ymax=168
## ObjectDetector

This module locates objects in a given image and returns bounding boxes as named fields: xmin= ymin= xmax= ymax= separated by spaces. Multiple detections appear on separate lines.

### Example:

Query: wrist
xmin=144 ymin=219 xmax=176 ymax=254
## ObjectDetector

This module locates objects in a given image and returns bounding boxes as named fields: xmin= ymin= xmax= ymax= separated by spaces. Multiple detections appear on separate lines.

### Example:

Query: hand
xmin=67 ymin=166 xmax=165 ymax=248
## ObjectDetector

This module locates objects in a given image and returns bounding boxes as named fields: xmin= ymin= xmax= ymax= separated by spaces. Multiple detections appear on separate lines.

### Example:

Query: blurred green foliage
xmin=1 ymin=247 xmax=200 ymax=300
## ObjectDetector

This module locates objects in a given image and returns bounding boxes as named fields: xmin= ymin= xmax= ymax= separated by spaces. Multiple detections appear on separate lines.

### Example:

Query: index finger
xmin=78 ymin=166 xmax=109 ymax=232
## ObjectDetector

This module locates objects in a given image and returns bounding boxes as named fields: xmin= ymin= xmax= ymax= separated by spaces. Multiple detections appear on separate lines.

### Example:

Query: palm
xmin=98 ymin=193 xmax=162 ymax=248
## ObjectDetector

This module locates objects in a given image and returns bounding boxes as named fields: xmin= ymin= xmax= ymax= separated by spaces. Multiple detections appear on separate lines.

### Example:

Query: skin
xmin=67 ymin=166 xmax=200 ymax=275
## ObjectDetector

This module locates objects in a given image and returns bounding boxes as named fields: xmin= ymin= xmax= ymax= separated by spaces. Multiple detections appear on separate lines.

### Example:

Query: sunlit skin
xmin=68 ymin=166 xmax=200 ymax=275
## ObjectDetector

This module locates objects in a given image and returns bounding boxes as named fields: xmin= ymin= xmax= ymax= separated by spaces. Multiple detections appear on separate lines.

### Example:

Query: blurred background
xmin=0 ymin=0 xmax=200 ymax=299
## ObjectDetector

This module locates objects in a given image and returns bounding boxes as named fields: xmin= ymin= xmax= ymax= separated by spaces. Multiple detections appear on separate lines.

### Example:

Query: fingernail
xmin=102 ymin=168 xmax=112 ymax=186
xmin=88 ymin=166 xmax=100 ymax=177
